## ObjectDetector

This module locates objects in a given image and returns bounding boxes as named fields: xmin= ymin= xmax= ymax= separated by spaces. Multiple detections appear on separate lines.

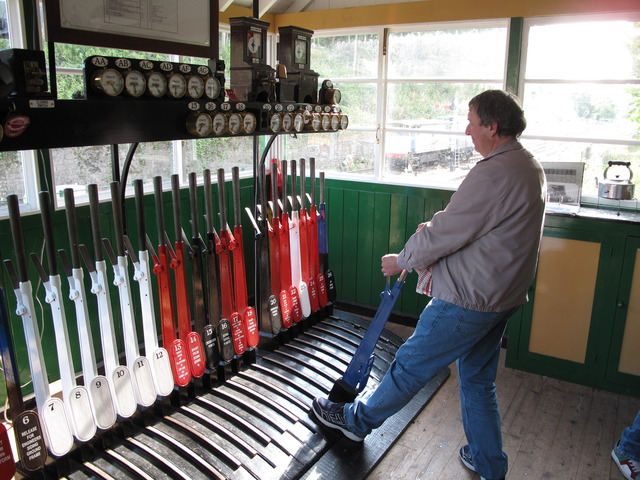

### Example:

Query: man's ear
xmin=488 ymin=121 xmax=499 ymax=137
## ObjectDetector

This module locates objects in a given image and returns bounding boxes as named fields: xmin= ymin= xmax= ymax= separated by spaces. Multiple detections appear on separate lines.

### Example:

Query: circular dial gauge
xmin=340 ymin=114 xmax=349 ymax=130
xmin=302 ymin=110 xmax=312 ymax=125
xmin=123 ymin=70 xmax=146 ymax=97
xmin=186 ymin=75 xmax=205 ymax=99
xmin=92 ymin=68 xmax=124 ymax=96
xmin=228 ymin=113 xmax=242 ymax=134
xmin=186 ymin=112 xmax=213 ymax=137
xmin=243 ymin=113 xmax=257 ymax=134
xmin=310 ymin=113 xmax=322 ymax=131
xmin=269 ymin=113 xmax=282 ymax=133
xmin=321 ymin=113 xmax=331 ymax=131
xmin=330 ymin=114 xmax=340 ymax=130
xmin=282 ymin=113 xmax=293 ymax=132
xmin=293 ymin=112 xmax=304 ymax=132
xmin=166 ymin=73 xmax=187 ymax=99
xmin=325 ymin=88 xmax=341 ymax=105
xmin=205 ymin=76 xmax=222 ymax=100
xmin=146 ymin=71 xmax=168 ymax=98
xmin=213 ymin=113 xmax=228 ymax=135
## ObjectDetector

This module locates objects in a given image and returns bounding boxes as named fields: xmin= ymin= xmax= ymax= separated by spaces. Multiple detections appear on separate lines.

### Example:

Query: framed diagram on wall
xmin=44 ymin=0 xmax=218 ymax=58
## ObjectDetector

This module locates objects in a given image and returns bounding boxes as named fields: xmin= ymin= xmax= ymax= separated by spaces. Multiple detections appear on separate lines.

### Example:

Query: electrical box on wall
xmin=0 ymin=49 xmax=49 ymax=97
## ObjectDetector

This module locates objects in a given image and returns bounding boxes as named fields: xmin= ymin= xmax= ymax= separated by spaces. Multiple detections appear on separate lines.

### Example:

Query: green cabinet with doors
xmin=506 ymin=211 xmax=640 ymax=397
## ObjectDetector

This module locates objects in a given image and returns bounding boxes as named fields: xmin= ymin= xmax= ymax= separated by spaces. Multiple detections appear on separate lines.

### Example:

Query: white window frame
xmin=308 ymin=26 xmax=386 ymax=183
xmin=311 ymin=19 xmax=510 ymax=188
xmin=519 ymin=13 xmax=640 ymax=207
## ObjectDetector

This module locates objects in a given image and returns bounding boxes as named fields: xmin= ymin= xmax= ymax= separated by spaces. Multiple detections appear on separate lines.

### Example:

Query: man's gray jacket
xmin=396 ymin=139 xmax=547 ymax=313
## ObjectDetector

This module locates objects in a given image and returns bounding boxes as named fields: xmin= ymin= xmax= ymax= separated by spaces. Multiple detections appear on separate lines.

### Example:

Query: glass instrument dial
xmin=340 ymin=114 xmax=349 ymax=130
xmin=228 ymin=113 xmax=242 ymax=134
xmin=146 ymin=71 xmax=168 ymax=98
xmin=205 ymin=76 xmax=222 ymax=100
xmin=186 ymin=75 xmax=205 ymax=99
xmin=330 ymin=114 xmax=340 ymax=130
xmin=243 ymin=113 xmax=257 ymax=134
xmin=213 ymin=113 xmax=228 ymax=135
xmin=310 ymin=113 xmax=321 ymax=131
xmin=92 ymin=68 xmax=124 ymax=97
xmin=123 ymin=70 xmax=146 ymax=97
xmin=186 ymin=112 xmax=213 ymax=137
xmin=321 ymin=113 xmax=331 ymax=131
xmin=166 ymin=73 xmax=187 ymax=99
xmin=269 ymin=113 xmax=282 ymax=133
xmin=282 ymin=113 xmax=293 ymax=132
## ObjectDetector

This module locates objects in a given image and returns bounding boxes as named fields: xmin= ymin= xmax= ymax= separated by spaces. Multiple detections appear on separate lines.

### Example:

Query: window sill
xmin=547 ymin=204 xmax=640 ymax=225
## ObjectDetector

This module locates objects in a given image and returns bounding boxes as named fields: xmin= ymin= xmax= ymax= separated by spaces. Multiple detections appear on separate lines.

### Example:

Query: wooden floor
xmin=366 ymin=323 xmax=640 ymax=480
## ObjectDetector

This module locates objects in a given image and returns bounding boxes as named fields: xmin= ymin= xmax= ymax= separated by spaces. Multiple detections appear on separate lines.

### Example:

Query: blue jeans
xmin=618 ymin=410 xmax=640 ymax=460
xmin=344 ymin=298 xmax=516 ymax=480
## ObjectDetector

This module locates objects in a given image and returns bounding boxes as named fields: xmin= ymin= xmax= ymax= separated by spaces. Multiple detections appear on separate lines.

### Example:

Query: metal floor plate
xmin=20 ymin=310 xmax=449 ymax=480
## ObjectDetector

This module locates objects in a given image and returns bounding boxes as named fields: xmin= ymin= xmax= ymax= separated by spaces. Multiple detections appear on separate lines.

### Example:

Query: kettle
xmin=597 ymin=161 xmax=635 ymax=200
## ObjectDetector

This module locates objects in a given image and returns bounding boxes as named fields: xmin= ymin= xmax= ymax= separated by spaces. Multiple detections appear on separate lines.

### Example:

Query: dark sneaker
xmin=311 ymin=397 xmax=364 ymax=442
xmin=612 ymin=442 xmax=639 ymax=479
xmin=459 ymin=445 xmax=505 ymax=480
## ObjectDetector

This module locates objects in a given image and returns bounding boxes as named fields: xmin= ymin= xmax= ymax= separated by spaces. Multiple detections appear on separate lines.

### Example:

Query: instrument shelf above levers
xmin=0 ymin=97 xmax=345 ymax=152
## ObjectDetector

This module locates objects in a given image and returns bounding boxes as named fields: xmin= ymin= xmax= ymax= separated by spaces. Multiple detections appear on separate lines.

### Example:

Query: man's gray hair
xmin=469 ymin=90 xmax=526 ymax=138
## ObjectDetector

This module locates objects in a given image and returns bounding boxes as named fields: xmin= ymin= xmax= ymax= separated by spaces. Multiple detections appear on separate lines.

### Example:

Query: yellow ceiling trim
xmin=268 ymin=0 xmax=640 ymax=31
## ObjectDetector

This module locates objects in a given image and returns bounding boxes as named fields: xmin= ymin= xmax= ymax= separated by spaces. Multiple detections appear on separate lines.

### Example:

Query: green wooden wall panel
xmin=370 ymin=192 xmax=393 ymax=304
xmin=240 ymin=183 xmax=256 ymax=293
xmin=326 ymin=187 xmax=344 ymax=298
xmin=388 ymin=194 xmax=408 ymax=254
xmin=355 ymin=191 xmax=376 ymax=306
xmin=399 ymin=196 xmax=427 ymax=313
xmin=322 ymin=180 xmax=455 ymax=317
xmin=339 ymin=190 xmax=360 ymax=301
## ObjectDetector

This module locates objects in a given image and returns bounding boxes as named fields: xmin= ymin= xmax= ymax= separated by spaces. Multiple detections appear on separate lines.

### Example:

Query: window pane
xmin=386 ymin=82 xmax=501 ymax=129
xmin=0 ymin=152 xmax=26 ymax=204
xmin=284 ymin=130 xmax=376 ymax=175
xmin=56 ymin=73 xmax=85 ymax=100
xmin=384 ymin=25 xmax=507 ymax=189
xmin=384 ymin=132 xmax=476 ymax=186
xmin=54 ymin=43 xmax=171 ymax=70
xmin=523 ymin=17 xmax=640 ymax=211
xmin=522 ymin=139 xmax=639 ymax=199
xmin=523 ymin=83 xmax=638 ymax=140
xmin=312 ymin=34 xmax=379 ymax=78
xmin=182 ymin=136 xmax=255 ymax=177
xmin=335 ymin=82 xmax=377 ymax=127
xmin=387 ymin=27 xmax=507 ymax=79
xmin=525 ymin=21 xmax=639 ymax=80
xmin=0 ymin=0 xmax=8 ymax=49
xmin=51 ymin=142 xmax=174 ymax=204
